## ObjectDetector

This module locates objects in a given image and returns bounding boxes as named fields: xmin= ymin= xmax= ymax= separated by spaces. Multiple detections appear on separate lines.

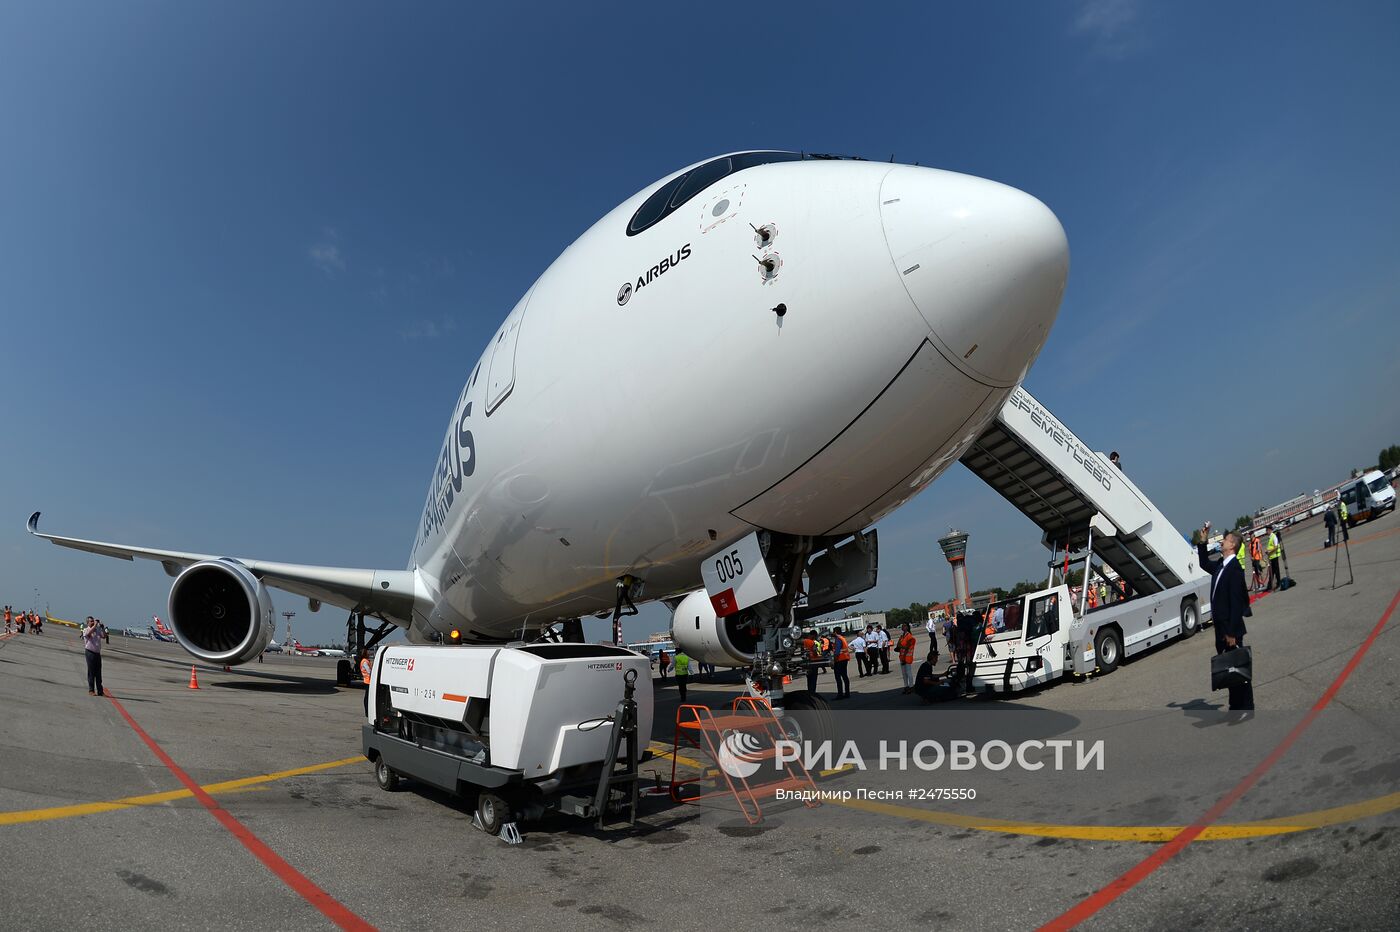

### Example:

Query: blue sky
xmin=3 ymin=1 xmax=1398 ymax=642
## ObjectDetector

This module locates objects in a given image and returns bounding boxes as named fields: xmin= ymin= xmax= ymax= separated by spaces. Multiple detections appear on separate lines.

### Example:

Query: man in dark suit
xmin=1198 ymin=524 xmax=1254 ymax=713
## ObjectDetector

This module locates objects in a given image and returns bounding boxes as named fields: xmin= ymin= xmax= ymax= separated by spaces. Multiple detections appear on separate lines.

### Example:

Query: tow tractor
xmin=362 ymin=643 xmax=652 ymax=842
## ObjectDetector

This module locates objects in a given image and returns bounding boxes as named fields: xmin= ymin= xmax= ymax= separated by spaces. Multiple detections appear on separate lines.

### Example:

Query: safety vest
xmin=834 ymin=634 xmax=850 ymax=662
xmin=359 ymin=657 xmax=372 ymax=685
xmin=897 ymin=633 xmax=917 ymax=664
xmin=1236 ymin=541 xmax=1248 ymax=570
xmin=803 ymin=637 xmax=822 ymax=661
xmin=1088 ymin=587 xmax=1099 ymax=609
xmin=1250 ymin=538 xmax=1262 ymax=561
xmin=1266 ymin=533 xmax=1280 ymax=560
xmin=673 ymin=653 xmax=690 ymax=676
xmin=1340 ymin=502 xmax=1349 ymax=522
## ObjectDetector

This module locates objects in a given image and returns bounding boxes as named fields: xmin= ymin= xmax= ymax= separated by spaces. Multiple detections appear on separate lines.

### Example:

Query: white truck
xmin=1340 ymin=470 xmax=1396 ymax=527
xmin=362 ymin=643 xmax=653 ymax=839
xmin=955 ymin=388 xmax=1213 ymax=694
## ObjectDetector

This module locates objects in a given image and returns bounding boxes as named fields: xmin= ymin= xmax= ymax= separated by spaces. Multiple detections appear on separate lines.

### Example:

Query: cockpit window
xmin=626 ymin=151 xmax=806 ymax=237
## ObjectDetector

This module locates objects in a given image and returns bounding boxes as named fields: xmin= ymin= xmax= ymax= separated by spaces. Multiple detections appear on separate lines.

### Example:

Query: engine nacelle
xmin=168 ymin=559 xmax=275 ymax=665
xmin=669 ymin=589 xmax=761 ymax=667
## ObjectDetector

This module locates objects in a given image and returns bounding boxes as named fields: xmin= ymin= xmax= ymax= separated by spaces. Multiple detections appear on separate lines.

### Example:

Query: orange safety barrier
xmin=669 ymin=696 xmax=820 ymax=824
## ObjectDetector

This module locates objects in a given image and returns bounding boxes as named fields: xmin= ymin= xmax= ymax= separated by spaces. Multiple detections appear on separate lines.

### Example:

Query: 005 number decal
xmin=714 ymin=549 xmax=744 ymax=583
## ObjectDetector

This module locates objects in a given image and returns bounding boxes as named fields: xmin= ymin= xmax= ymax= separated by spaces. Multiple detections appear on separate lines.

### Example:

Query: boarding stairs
xmin=960 ymin=387 xmax=1204 ymax=596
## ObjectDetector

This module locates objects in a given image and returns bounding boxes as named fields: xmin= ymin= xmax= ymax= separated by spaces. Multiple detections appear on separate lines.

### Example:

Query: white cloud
xmin=309 ymin=242 xmax=345 ymax=275
xmin=1071 ymin=0 xmax=1145 ymax=58
xmin=400 ymin=315 xmax=458 ymax=341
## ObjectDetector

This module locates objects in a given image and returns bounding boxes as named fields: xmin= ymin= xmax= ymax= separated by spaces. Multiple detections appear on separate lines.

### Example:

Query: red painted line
xmin=106 ymin=694 xmax=375 ymax=931
xmin=1040 ymin=586 xmax=1400 ymax=932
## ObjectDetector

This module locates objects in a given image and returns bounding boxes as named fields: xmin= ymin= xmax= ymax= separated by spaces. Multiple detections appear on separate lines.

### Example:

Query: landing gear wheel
xmin=1180 ymin=601 xmax=1199 ymax=639
xmin=476 ymin=792 xmax=508 ymax=836
xmin=374 ymin=758 xmax=399 ymax=792
xmin=1094 ymin=628 xmax=1122 ymax=674
xmin=779 ymin=690 xmax=834 ymax=748
xmin=336 ymin=659 xmax=352 ymax=686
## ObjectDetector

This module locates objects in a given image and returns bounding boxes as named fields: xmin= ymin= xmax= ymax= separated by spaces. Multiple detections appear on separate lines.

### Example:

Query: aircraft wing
xmin=27 ymin=512 xmax=424 ymax=625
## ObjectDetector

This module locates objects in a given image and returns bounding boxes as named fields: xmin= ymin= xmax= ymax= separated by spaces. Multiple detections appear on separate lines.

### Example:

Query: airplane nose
xmin=880 ymin=167 xmax=1069 ymax=386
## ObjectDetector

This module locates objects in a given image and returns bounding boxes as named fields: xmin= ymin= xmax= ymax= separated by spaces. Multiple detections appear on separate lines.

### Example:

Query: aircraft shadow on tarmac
xmin=214 ymin=678 xmax=341 ymax=695
xmin=106 ymin=644 xmax=346 ymax=694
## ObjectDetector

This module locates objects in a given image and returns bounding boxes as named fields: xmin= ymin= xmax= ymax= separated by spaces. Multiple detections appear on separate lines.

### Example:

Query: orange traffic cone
xmin=188 ymin=665 xmax=199 ymax=689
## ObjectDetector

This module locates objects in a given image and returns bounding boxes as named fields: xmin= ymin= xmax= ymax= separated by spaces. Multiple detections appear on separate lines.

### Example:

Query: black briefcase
xmin=1211 ymin=646 xmax=1253 ymax=691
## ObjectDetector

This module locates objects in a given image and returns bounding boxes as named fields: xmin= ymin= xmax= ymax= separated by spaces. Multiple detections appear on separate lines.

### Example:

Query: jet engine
xmin=668 ymin=589 xmax=762 ymax=667
xmin=168 ymin=559 xmax=275 ymax=665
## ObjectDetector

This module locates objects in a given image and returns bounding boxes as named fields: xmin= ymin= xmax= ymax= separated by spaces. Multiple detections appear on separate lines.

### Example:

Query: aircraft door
xmin=486 ymin=283 xmax=536 ymax=415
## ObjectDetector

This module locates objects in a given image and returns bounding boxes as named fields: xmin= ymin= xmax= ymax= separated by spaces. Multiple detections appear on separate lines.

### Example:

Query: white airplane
xmin=28 ymin=151 xmax=1067 ymax=709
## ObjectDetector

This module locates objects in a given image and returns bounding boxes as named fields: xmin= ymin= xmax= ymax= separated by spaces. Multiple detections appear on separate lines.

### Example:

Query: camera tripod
xmin=1331 ymin=512 xmax=1354 ymax=589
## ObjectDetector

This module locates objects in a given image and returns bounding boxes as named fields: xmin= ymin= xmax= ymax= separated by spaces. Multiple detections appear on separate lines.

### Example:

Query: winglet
xmin=27 ymin=512 xmax=41 ymax=535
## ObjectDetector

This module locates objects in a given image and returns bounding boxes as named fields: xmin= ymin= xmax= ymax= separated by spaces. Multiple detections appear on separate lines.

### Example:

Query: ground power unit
xmin=362 ymin=643 xmax=652 ymax=840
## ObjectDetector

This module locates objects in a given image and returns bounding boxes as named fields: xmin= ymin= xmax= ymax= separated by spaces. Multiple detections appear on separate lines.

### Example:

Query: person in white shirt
xmin=81 ymin=616 xmax=105 ymax=697
xmin=850 ymin=632 xmax=868 ymax=677
xmin=876 ymin=626 xmax=891 ymax=674
xmin=864 ymin=626 xmax=881 ymax=676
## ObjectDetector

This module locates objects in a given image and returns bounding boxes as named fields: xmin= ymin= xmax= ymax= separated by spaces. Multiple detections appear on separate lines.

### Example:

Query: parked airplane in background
xmin=43 ymin=612 xmax=79 ymax=630
xmin=28 ymin=150 xmax=1068 ymax=708
xmin=149 ymin=616 xmax=176 ymax=643
xmin=294 ymin=640 xmax=346 ymax=658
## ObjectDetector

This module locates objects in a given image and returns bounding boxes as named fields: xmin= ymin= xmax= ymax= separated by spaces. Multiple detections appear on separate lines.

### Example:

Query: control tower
xmin=938 ymin=529 xmax=971 ymax=607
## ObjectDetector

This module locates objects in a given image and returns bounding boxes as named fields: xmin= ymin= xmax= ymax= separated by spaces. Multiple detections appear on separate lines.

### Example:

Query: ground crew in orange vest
xmin=3 ymin=606 xmax=11 ymax=633
xmin=831 ymin=631 xmax=851 ymax=700
xmin=359 ymin=651 xmax=372 ymax=685
xmin=1249 ymin=535 xmax=1263 ymax=588
xmin=897 ymin=624 xmax=919 ymax=694
xmin=1088 ymin=585 xmax=1100 ymax=610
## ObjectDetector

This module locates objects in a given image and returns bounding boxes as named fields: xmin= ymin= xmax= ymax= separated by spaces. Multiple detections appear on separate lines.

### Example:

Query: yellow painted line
xmin=831 ymin=790 xmax=1400 ymax=842
xmin=0 ymin=756 xmax=362 ymax=827
xmin=654 ymin=741 xmax=1400 ymax=842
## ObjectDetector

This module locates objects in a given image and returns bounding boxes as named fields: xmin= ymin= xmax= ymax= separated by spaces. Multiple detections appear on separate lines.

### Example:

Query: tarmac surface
xmin=3 ymin=509 xmax=1399 ymax=931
